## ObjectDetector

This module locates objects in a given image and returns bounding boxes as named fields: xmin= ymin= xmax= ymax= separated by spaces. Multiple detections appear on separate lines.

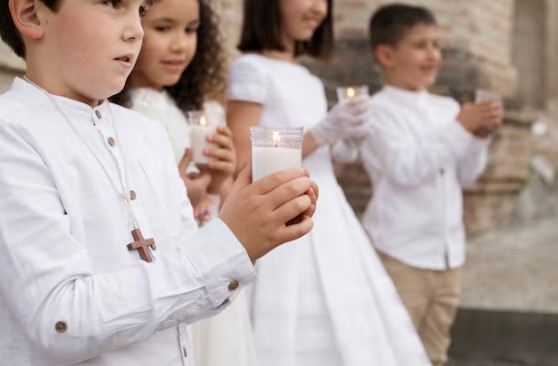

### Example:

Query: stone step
xmin=448 ymin=308 xmax=558 ymax=366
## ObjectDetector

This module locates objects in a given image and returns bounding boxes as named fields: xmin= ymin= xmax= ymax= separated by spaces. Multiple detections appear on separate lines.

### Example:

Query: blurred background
xmin=1 ymin=1 xmax=557 ymax=365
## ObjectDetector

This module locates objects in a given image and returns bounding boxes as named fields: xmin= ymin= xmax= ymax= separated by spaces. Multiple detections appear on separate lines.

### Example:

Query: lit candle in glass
xmin=188 ymin=111 xmax=218 ymax=165
xmin=250 ymin=126 xmax=303 ymax=181
xmin=336 ymin=85 xmax=369 ymax=103
xmin=475 ymin=89 xmax=503 ymax=132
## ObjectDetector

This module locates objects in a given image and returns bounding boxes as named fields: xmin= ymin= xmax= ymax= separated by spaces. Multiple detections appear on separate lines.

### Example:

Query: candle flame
xmin=272 ymin=131 xmax=281 ymax=145
xmin=347 ymin=87 xmax=355 ymax=98
xmin=200 ymin=116 xmax=207 ymax=126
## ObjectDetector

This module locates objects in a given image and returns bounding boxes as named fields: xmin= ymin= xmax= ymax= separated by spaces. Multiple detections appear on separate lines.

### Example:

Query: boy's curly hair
xmin=112 ymin=0 xmax=227 ymax=112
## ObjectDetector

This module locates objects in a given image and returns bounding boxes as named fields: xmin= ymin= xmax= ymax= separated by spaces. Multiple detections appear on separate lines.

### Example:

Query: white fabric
xmin=0 ymin=78 xmax=256 ymax=366
xmin=129 ymin=88 xmax=256 ymax=366
xmin=360 ymin=85 xmax=490 ymax=270
xmin=228 ymin=54 xmax=431 ymax=366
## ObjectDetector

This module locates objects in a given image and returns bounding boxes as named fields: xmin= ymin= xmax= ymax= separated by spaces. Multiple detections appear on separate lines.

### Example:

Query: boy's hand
xmin=178 ymin=149 xmax=212 ymax=207
xmin=472 ymin=100 xmax=504 ymax=138
xmin=219 ymin=166 xmax=315 ymax=262
xmin=457 ymin=101 xmax=503 ymax=137
xmin=203 ymin=126 xmax=236 ymax=193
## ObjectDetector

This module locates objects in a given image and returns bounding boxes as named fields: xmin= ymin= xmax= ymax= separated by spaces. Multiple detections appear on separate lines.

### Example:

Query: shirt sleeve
xmin=457 ymin=136 xmax=491 ymax=186
xmin=361 ymin=105 xmax=475 ymax=188
xmin=227 ymin=56 xmax=268 ymax=104
xmin=0 ymin=121 xmax=256 ymax=364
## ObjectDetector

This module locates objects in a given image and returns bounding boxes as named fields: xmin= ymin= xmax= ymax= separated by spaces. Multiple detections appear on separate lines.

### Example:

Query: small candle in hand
xmin=189 ymin=111 xmax=218 ymax=165
xmin=250 ymin=127 xmax=303 ymax=181
xmin=336 ymin=85 xmax=369 ymax=103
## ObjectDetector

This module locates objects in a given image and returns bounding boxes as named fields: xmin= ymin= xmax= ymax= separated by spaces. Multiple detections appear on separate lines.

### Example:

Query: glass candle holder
xmin=336 ymin=85 xmax=369 ymax=103
xmin=475 ymin=89 xmax=503 ymax=132
xmin=250 ymin=126 xmax=303 ymax=181
xmin=475 ymin=89 xmax=502 ymax=103
xmin=188 ymin=111 xmax=218 ymax=165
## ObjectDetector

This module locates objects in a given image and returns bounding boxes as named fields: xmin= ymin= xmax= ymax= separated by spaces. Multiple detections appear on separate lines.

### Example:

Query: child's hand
xmin=219 ymin=166 xmax=316 ymax=262
xmin=472 ymin=100 xmax=504 ymax=138
xmin=178 ymin=148 xmax=212 ymax=207
xmin=287 ymin=177 xmax=319 ymax=226
xmin=202 ymin=126 xmax=236 ymax=193
xmin=309 ymin=95 xmax=371 ymax=145
xmin=457 ymin=101 xmax=503 ymax=137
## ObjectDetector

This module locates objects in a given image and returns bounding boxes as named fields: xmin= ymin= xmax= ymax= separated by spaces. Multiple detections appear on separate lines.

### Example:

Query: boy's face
xmin=380 ymin=24 xmax=441 ymax=91
xmin=32 ymin=0 xmax=148 ymax=105
xmin=130 ymin=0 xmax=200 ymax=90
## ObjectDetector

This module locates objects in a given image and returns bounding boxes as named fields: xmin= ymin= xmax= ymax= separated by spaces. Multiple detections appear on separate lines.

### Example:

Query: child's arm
xmin=456 ymin=100 xmax=503 ymax=185
xmin=363 ymin=106 xmax=477 ymax=187
xmin=0 ymin=121 xmax=312 ymax=363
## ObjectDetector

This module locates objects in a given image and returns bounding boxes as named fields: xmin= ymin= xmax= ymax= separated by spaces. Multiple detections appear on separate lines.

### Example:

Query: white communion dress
xmin=130 ymin=88 xmax=256 ymax=366
xmin=228 ymin=54 xmax=432 ymax=366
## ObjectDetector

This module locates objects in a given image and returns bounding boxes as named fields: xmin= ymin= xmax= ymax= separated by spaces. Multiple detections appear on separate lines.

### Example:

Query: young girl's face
xmin=280 ymin=0 xmax=328 ymax=47
xmin=130 ymin=0 xmax=200 ymax=90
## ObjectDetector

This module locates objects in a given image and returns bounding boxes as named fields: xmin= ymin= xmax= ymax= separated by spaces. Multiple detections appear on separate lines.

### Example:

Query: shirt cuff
xmin=443 ymin=121 xmax=474 ymax=159
xmin=185 ymin=218 xmax=256 ymax=307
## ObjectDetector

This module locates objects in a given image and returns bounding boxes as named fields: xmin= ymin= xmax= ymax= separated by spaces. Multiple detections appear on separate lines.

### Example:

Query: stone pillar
xmin=545 ymin=0 xmax=558 ymax=124
xmin=0 ymin=42 xmax=24 ymax=93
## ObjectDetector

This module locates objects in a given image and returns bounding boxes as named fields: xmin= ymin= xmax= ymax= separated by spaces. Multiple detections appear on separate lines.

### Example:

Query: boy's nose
xmin=123 ymin=14 xmax=144 ymax=42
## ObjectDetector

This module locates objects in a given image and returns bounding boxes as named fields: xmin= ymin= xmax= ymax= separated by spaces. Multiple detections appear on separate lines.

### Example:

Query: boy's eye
xmin=103 ymin=0 xmax=122 ymax=8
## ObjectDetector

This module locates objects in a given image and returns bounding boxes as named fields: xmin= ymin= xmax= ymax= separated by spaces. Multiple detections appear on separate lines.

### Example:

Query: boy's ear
xmin=374 ymin=45 xmax=395 ymax=68
xmin=9 ymin=0 xmax=46 ymax=40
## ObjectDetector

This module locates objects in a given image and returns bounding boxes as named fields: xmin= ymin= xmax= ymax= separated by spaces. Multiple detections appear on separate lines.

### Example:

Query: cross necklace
xmin=24 ymin=76 xmax=157 ymax=262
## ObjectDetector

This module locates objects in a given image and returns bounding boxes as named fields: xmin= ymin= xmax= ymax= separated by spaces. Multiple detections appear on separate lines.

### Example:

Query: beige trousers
xmin=378 ymin=251 xmax=460 ymax=366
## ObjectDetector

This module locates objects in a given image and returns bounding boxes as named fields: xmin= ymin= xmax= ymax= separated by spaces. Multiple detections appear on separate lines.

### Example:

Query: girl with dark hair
xmin=227 ymin=1 xmax=431 ymax=365
xmin=112 ymin=0 xmax=255 ymax=365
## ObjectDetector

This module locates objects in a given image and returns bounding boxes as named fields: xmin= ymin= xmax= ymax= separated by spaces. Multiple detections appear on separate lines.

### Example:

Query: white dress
xmin=228 ymin=54 xmax=431 ymax=366
xmin=130 ymin=88 xmax=256 ymax=366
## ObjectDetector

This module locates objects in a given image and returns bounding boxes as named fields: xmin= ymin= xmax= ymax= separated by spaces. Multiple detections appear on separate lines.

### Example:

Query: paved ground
xmin=446 ymin=214 xmax=558 ymax=366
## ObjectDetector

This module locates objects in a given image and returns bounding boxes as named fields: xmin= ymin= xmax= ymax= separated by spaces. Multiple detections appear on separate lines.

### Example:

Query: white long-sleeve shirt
xmin=0 ymin=78 xmax=256 ymax=366
xmin=360 ymin=86 xmax=489 ymax=270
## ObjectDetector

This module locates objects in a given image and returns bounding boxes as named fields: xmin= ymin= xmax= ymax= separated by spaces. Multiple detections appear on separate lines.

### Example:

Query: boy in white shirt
xmin=360 ymin=4 xmax=503 ymax=366
xmin=0 ymin=1 xmax=317 ymax=365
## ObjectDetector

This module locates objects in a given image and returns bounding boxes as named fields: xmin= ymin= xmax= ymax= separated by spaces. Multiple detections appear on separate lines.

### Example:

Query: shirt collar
xmin=11 ymin=77 xmax=109 ymax=124
xmin=382 ymin=85 xmax=429 ymax=107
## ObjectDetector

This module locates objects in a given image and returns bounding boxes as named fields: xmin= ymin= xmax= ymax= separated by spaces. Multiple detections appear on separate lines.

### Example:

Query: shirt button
xmin=130 ymin=190 xmax=137 ymax=200
xmin=182 ymin=347 xmax=188 ymax=358
xmin=440 ymin=169 xmax=445 ymax=175
xmin=228 ymin=280 xmax=240 ymax=291
xmin=107 ymin=137 xmax=116 ymax=147
xmin=95 ymin=110 xmax=102 ymax=119
xmin=55 ymin=321 xmax=67 ymax=333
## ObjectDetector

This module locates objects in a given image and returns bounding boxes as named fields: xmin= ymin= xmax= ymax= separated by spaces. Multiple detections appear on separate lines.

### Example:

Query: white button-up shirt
xmin=360 ymin=86 xmax=489 ymax=270
xmin=0 ymin=78 xmax=256 ymax=366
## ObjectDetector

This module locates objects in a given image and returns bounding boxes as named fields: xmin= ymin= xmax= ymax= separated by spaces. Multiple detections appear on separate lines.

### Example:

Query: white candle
xmin=189 ymin=115 xmax=218 ymax=165
xmin=250 ymin=127 xmax=303 ymax=181
xmin=252 ymin=146 xmax=302 ymax=181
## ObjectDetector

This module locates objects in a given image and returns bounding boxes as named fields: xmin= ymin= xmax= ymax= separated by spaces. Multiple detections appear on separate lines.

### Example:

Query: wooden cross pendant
xmin=127 ymin=228 xmax=157 ymax=262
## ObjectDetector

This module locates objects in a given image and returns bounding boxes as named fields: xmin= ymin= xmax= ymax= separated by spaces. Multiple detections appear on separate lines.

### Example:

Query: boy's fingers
xmin=251 ymin=168 xmax=307 ymax=195
xmin=276 ymin=215 xmax=314 ymax=243
xmin=274 ymin=194 xmax=312 ymax=223
xmin=266 ymin=176 xmax=312 ymax=210
xmin=230 ymin=163 xmax=252 ymax=194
